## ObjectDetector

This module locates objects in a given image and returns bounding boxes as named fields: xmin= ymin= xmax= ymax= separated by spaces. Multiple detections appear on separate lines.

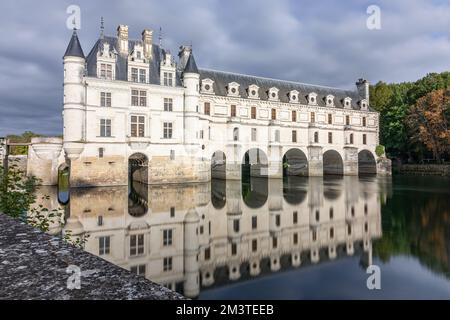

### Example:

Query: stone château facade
xmin=58 ymin=24 xmax=389 ymax=187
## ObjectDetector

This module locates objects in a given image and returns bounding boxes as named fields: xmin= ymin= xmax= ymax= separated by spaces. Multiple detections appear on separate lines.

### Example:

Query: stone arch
xmin=129 ymin=153 xmax=149 ymax=184
xmin=242 ymin=148 xmax=268 ymax=178
xmin=323 ymin=150 xmax=343 ymax=175
xmin=211 ymin=150 xmax=226 ymax=179
xmin=282 ymin=148 xmax=308 ymax=177
xmin=358 ymin=149 xmax=377 ymax=175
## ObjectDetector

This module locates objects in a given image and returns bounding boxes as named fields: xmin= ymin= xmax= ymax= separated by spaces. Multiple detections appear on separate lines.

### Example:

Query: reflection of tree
xmin=374 ymin=178 xmax=450 ymax=277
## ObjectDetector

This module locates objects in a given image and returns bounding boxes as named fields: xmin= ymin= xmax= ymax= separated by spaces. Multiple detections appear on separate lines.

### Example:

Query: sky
xmin=0 ymin=0 xmax=449 ymax=136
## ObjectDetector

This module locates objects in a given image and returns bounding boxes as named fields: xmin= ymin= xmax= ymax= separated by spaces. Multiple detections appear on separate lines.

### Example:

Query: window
xmin=97 ymin=215 xmax=103 ymax=226
xmin=100 ymin=119 xmax=111 ymax=137
xmin=346 ymin=115 xmax=350 ymax=125
xmin=233 ymin=219 xmax=240 ymax=233
xmin=98 ymin=147 xmax=104 ymax=158
xmin=275 ymin=215 xmax=280 ymax=227
xmin=233 ymin=127 xmax=239 ymax=141
xmin=272 ymin=237 xmax=278 ymax=248
xmin=365 ymin=222 xmax=369 ymax=233
xmin=164 ymin=98 xmax=173 ymax=111
xmin=311 ymin=112 xmax=315 ymax=123
xmin=99 ymin=236 xmax=110 ymax=255
xmin=251 ymin=128 xmax=257 ymax=141
xmin=204 ymin=102 xmax=210 ymax=115
xmin=252 ymin=239 xmax=257 ymax=252
xmin=170 ymin=207 xmax=175 ymax=217
xmin=350 ymin=133 xmax=354 ymax=144
xmin=292 ymin=110 xmax=297 ymax=122
xmin=139 ymin=69 xmax=146 ymax=83
xmin=131 ymin=90 xmax=147 ymax=107
xmin=271 ymin=108 xmax=276 ymax=120
xmin=293 ymin=211 xmax=298 ymax=224
xmin=100 ymin=63 xmax=113 ymax=80
xmin=312 ymin=230 xmax=317 ymax=242
xmin=292 ymin=130 xmax=297 ymax=143
xmin=363 ymin=134 xmax=367 ymax=145
xmin=131 ymin=68 xmax=138 ymax=82
xmin=315 ymin=210 xmax=320 ymax=222
xmin=200 ymin=130 xmax=204 ymax=139
xmin=251 ymin=216 xmax=257 ymax=230
xmin=251 ymin=106 xmax=257 ymax=119
xmin=163 ymin=229 xmax=173 ymax=246
xmin=293 ymin=233 xmax=298 ymax=245
xmin=100 ymin=92 xmax=111 ymax=107
xmin=130 ymin=116 xmax=145 ymax=137
xmin=328 ymin=132 xmax=333 ymax=144
xmin=130 ymin=234 xmax=144 ymax=256
xmin=230 ymin=105 xmax=236 ymax=117
xmin=231 ymin=243 xmax=237 ymax=255
xmin=314 ymin=131 xmax=319 ymax=143
xmin=130 ymin=264 xmax=146 ymax=276
xmin=163 ymin=122 xmax=173 ymax=139
xmin=362 ymin=117 xmax=366 ymax=127
xmin=163 ymin=72 xmax=174 ymax=86
xmin=204 ymin=247 xmax=211 ymax=260
xmin=347 ymin=224 xmax=352 ymax=235
xmin=330 ymin=227 xmax=334 ymax=239
xmin=329 ymin=207 xmax=334 ymax=219
xmin=364 ymin=203 xmax=368 ymax=215
xmin=163 ymin=257 xmax=172 ymax=271
xmin=328 ymin=114 xmax=332 ymax=124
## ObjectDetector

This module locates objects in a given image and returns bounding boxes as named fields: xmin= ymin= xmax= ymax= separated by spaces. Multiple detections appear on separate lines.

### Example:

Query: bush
xmin=375 ymin=145 xmax=385 ymax=157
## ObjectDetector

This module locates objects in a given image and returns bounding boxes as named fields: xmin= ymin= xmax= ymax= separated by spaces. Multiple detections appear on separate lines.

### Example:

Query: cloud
xmin=0 ymin=0 xmax=449 ymax=136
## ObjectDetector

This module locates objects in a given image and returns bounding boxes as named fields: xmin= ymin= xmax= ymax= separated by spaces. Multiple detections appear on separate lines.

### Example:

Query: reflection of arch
xmin=283 ymin=176 xmax=308 ymax=205
xmin=283 ymin=148 xmax=308 ymax=177
xmin=57 ymin=163 xmax=70 ymax=205
xmin=211 ymin=151 xmax=226 ymax=180
xmin=242 ymin=177 xmax=268 ymax=209
xmin=233 ymin=127 xmax=239 ymax=141
xmin=358 ymin=150 xmax=377 ymax=175
xmin=129 ymin=153 xmax=149 ymax=184
xmin=211 ymin=178 xmax=226 ymax=209
xmin=128 ymin=180 xmax=148 ymax=217
xmin=323 ymin=150 xmax=343 ymax=175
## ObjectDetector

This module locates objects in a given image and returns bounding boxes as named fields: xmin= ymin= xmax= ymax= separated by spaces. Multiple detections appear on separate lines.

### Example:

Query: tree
xmin=6 ymin=131 xmax=42 ymax=155
xmin=407 ymin=87 xmax=450 ymax=162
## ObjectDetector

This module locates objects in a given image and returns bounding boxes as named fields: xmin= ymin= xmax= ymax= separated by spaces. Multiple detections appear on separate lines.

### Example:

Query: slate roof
xmin=184 ymin=53 xmax=199 ymax=74
xmin=63 ymin=30 xmax=85 ymax=58
xmin=85 ymin=36 xmax=182 ymax=86
xmin=199 ymin=69 xmax=370 ymax=110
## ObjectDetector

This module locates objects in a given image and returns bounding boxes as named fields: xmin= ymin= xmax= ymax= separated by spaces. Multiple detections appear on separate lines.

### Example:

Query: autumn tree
xmin=407 ymin=87 xmax=450 ymax=162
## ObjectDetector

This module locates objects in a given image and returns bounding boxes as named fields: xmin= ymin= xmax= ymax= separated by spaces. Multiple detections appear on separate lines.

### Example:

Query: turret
xmin=63 ymin=29 xmax=86 ymax=160
xmin=182 ymin=49 xmax=201 ymax=152
xmin=356 ymin=78 xmax=370 ymax=106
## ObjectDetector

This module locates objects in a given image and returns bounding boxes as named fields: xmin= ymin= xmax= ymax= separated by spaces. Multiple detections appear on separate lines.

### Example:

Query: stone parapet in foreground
xmin=0 ymin=213 xmax=185 ymax=300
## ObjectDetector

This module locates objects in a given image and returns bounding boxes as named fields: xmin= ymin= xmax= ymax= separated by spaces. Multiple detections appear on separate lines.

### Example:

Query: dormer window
xmin=326 ymin=95 xmax=334 ymax=107
xmin=343 ymin=97 xmax=352 ymax=109
xmin=248 ymin=84 xmax=259 ymax=99
xmin=201 ymin=78 xmax=214 ymax=94
xmin=227 ymin=82 xmax=240 ymax=97
xmin=308 ymin=92 xmax=318 ymax=105
xmin=289 ymin=90 xmax=299 ymax=103
xmin=360 ymin=99 xmax=368 ymax=111
xmin=268 ymin=87 xmax=279 ymax=101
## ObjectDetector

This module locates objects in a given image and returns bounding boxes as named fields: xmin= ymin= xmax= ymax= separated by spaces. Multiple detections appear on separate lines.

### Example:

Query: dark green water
xmin=48 ymin=175 xmax=450 ymax=299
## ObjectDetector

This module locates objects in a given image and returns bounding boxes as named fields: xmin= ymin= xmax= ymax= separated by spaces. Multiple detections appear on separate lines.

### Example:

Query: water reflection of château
xmin=34 ymin=176 xmax=388 ymax=298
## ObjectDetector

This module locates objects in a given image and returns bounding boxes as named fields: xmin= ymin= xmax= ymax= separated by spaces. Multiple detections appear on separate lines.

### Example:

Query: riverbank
xmin=0 ymin=213 xmax=185 ymax=300
xmin=394 ymin=164 xmax=450 ymax=176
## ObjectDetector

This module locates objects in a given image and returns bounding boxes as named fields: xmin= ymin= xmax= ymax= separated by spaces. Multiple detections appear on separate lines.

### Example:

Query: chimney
xmin=142 ymin=29 xmax=153 ymax=59
xmin=178 ymin=45 xmax=192 ymax=71
xmin=117 ymin=25 xmax=129 ymax=55
xmin=356 ymin=78 xmax=370 ymax=105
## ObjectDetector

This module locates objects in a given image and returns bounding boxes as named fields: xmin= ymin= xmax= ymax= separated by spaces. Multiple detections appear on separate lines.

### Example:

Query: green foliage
xmin=375 ymin=145 xmax=385 ymax=157
xmin=6 ymin=131 xmax=43 ymax=155
xmin=0 ymin=161 xmax=88 ymax=248
xmin=370 ymin=72 xmax=450 ymax=162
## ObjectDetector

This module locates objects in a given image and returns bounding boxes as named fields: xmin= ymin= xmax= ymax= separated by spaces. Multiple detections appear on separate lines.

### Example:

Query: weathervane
xmin=159 ymin=27 xmax=163 ymax=47
xmin=100 ymin=16 xmax=104 ymax=39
